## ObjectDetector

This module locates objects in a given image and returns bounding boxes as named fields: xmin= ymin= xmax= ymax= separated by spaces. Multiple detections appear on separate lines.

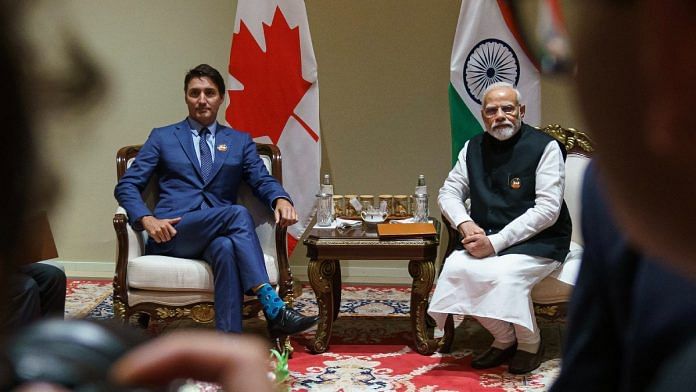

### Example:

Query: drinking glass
xmin=413 ymin=194 xmax=429 ymax=223
xmin=316 ymin=193 xmax=333 ymax=226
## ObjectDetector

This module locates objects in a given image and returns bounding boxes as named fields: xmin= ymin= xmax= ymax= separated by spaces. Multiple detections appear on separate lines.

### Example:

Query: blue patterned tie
xmin=199 ymin=127 xmax=212 ymax=181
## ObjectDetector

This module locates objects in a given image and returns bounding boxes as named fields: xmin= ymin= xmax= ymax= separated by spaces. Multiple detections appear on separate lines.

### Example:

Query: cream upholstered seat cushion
xmin=531 ymin=279 xmax=573 ymax=305
xmin=532 ymin=241 xmax=582 ymax=304
xmin=127 ymin=253 xmax=278 ymax=292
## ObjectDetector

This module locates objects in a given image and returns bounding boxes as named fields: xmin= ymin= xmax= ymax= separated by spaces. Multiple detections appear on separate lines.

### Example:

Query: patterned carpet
xmin=66 ymin=281 xmax=563 ymax=391
xmin=65 ymin=279 xmax=113 ymax=319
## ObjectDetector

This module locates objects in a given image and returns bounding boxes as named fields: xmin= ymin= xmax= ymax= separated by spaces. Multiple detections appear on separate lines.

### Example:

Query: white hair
xmin=481 ymin=82 xmax=522 ymax=104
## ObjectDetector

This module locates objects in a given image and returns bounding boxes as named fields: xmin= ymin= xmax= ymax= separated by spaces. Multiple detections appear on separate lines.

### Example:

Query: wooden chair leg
xmin=439 ymin=314 xmax=455 ymax=353
xmin=426 ymin=314 xmax=437 ymax=328
xmin=136 ymin=313 xmax=150 ymax=329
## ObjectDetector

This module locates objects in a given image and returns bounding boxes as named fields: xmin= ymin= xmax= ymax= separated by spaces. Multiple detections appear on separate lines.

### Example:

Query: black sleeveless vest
xmin=466 ymin=123 xmax=572 ymax=262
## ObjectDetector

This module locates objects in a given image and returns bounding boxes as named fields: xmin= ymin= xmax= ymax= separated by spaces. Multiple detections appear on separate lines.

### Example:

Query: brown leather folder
xmin=377 ymin=222 xmax=437 ymax=239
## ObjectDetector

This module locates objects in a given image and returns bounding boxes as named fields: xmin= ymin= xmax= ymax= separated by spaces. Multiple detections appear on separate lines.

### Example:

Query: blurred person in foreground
xmin=549 ymin=163 xmax=696 ymax=392
xmin=506 ymin=0 xmax=696 ymax=390
xmin=0 ymin=3 xmax=272 ymax=391
xmin=429 ymin=82 xmax=571 ymax=374
xmin=568 ymin=1 xmax=696 ymax=281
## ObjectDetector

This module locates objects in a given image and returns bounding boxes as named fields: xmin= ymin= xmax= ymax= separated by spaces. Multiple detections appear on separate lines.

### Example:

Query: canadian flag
xmin=226 ymin=0 xmax=320 ymax=254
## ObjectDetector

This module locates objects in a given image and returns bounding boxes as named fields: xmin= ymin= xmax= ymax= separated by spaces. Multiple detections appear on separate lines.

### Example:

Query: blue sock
xmin=256 ymin=283 xmax=285 ymax=319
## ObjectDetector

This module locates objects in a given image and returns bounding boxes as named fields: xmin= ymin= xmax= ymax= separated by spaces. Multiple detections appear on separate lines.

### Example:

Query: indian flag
xmin=449 ymin=0 xmax=540 ymax=164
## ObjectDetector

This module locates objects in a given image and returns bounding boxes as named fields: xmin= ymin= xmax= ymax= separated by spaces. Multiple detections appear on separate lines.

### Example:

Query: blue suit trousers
xmin=145 ymin=205 xmax=269 ymax=333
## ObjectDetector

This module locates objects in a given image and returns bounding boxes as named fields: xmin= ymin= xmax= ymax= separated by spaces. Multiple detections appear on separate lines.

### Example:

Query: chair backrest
xmin=234 ymin=145 xmax=281 ymax=262
xmin=115 ymin=143 xmax=283 ymax=260
xmin=537 ymin=124 xmax=594 ymax=246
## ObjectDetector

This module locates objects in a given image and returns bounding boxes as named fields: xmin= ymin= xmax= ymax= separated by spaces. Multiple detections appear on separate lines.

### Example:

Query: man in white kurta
xmin=428 ymin=82 xmax=571 ymax=374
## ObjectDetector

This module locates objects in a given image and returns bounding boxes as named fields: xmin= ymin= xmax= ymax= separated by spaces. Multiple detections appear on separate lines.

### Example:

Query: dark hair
xmin=184 ymin=64 xmax=225 ymax=96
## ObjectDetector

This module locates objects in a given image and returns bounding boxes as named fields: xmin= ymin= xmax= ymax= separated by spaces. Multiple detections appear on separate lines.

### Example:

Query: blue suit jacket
xmin=115 ymin=119 xmax=290 ymax=228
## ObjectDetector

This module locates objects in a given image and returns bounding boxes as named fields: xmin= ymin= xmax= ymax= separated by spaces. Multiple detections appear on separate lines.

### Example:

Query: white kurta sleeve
xmin=487 ymin=141 xmax=566 ymax=254
xmin=438 ymin=142 xmax=473 ymax=230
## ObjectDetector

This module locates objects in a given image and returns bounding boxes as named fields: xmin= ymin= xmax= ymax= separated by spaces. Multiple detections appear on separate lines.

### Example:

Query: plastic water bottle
xmin=320 ymin=174 xmax=335 ymax=218
xmin=320 ymin=174 xmax=333 ymax=195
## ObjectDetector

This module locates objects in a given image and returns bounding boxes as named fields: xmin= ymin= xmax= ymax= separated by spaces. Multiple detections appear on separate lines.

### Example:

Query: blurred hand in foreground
xmin=110 ymin=331 xmax=274 ymax=392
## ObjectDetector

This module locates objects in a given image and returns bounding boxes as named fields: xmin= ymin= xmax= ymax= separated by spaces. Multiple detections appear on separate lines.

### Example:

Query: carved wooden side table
xmin=303 ymin=220 xmax=440 ymax=355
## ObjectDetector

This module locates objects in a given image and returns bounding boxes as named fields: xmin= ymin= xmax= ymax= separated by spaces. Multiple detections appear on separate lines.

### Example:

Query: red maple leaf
xmin=227 ymin=7 xmax=317 ymax=144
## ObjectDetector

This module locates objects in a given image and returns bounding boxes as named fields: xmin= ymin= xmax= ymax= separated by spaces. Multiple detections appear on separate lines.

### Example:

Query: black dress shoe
xmin=508 ymin=343 xmax=544 ymax=374
xmin=267 ymin=306 xmax=319 ymax=337
xmin=471 ymin=344 xmax=517 ymax=369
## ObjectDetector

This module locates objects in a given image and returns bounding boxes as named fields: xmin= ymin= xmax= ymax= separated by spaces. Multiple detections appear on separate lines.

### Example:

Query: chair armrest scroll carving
xmin=113 ymin=212 xmax=130 ymax=308
xmin=536 ymin=124 xmax=594 ymax=157
xmin=274 ymin=224 xmax=293 ymax=301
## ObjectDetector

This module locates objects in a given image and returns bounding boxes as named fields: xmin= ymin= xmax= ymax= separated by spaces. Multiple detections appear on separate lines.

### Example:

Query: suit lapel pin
xmin=510 ymin=177 xmax=521 ymax=189
xmin=217 ymin=144 xmax=228 ymax=152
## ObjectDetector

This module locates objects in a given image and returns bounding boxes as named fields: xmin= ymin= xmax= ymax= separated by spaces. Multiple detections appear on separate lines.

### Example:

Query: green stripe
xmin=448 ymin=83 xmax=483 ymax=166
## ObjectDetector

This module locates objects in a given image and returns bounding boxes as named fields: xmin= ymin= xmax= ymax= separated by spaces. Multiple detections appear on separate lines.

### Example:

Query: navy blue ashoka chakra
xmin=463 ymin=38 xmax=520 ymax=105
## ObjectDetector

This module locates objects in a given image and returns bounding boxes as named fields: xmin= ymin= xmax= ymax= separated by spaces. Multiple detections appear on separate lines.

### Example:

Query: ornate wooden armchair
xmin=438 ymin=124 xmax=594 ymax=351
xmin=112 ymin=143 xmax=294 ymax=333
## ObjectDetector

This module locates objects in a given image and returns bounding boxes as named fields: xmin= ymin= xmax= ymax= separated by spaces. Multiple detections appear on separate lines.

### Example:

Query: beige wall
xmin=27 ymin=1 xmax=585 ymax=281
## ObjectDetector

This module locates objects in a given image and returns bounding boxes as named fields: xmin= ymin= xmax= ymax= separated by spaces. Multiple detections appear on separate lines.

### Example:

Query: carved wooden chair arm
xmin=112 ymin=212 xmax=130 ymax=308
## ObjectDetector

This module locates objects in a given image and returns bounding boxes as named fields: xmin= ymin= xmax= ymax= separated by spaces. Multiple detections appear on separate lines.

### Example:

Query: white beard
xmin=489 ymin=125 xmax=515 ymax=140
xmin=487 ymin=119 xmax=521 ymax=141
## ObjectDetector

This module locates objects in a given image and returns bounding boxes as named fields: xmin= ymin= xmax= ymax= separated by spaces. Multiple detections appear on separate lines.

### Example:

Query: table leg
xmin=408 ymin=259 xmax=438 ymax=355
xmin=307 ymin=258 xmax=338 ymax=353
xmin=332 ymin=261 xmax=342 ymax=321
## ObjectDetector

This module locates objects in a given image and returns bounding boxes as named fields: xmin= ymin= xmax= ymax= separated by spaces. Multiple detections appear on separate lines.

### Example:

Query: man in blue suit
xmin=115 ymin=64 xmax=317 ymax=336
